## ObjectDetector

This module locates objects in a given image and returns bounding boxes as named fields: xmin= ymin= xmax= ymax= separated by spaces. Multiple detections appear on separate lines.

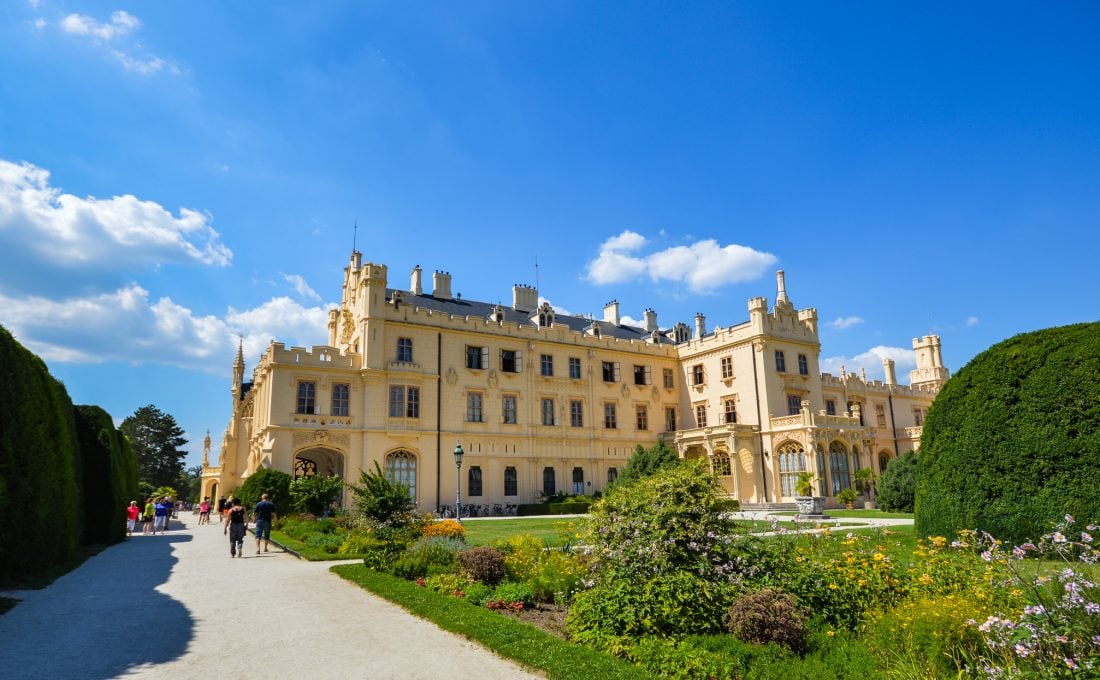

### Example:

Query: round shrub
xmin=457 ymin=546 xmax=505 ymax=586
xmin=390 ymin=536 xmax=465 ymax=579
xmin=726 ymin=588 xmax=809 ymax=654
xmin=237 ymin=468 xmax=292 ymax=517
xmin=875 ymin=451 xmax=916 ymax=513
xmin=916 ymin=322 xmax=1100 ymax=544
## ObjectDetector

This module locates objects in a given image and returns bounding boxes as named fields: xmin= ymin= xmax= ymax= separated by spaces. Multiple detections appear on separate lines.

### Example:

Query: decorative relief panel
xmin=292 ymin=429 xmax=349 ymax=451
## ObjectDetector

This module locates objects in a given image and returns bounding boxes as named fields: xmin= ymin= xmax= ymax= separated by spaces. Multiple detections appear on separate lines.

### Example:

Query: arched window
xmin=828 ymin=441 xmax=850 ymax=495
xmin=572 ymin=467 xmax=584 ymax=495
xmin=385 ymin=450 xmax=417 ymax=500
xmin=468 ymin=466 xmax=482 ymax=497
xmin=713 ymin=452 xmax=732 ymax=477
xmin=542 ymin=467 xmax=556 ymax=495
xmin=503 ymin=466 xmax=517 ymax=496
xmin=294 ymin=457 xmax=317 ymax=479
xmin=607 ymin=467 xmax=618 ymax=483
xmin=777 ymin=441 xmax=807 ymax=497
xmin=878 ymin=451 xmax=891 ymax=474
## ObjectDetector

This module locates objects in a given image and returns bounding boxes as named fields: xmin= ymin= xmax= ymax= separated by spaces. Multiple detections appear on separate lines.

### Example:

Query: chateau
xmin=201 ymin=251 xmax=948 ymax=511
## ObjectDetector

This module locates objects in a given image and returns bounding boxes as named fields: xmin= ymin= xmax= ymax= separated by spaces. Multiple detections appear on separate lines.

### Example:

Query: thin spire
xmin=352 ymin=220 xmax=358 ymax=253
xmin=535 ymin=255 xmax=539 ymax=295
xmin=234 ymin=336 xmax=244 ymax=365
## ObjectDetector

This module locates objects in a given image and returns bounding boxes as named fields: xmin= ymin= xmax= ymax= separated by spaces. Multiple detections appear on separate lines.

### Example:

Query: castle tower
xmin=231 ymin=338 xmax=244 ymax=409
xmin=910 ymin=335 xmax=950 ymax=391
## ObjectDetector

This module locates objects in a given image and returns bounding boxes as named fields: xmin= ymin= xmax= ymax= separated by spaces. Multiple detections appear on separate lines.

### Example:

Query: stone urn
xmin=794 ymin=496 xmax=826 ymax=515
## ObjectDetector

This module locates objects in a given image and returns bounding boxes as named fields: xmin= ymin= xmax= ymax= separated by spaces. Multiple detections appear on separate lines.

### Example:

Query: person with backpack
xmin=223 ymin=498 xmax=248 ymax=558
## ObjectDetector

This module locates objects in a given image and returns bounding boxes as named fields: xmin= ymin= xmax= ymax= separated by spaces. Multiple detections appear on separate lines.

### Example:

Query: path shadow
xmin=0 ymin=533 xmax=194 ymax=679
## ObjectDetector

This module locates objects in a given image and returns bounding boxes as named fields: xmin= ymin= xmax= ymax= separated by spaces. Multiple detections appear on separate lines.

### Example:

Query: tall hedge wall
xmin=74 ymin=405 xmax=138 ymax=545
xmin=0 ymin=326 xmax=80 ymax=580
xmin=915 ymin=322 xmax=1100 ymax=545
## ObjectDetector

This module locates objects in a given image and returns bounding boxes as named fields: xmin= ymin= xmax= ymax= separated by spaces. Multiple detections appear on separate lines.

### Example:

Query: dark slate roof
xmin=387 ymin=288 xmax=678 ymax=345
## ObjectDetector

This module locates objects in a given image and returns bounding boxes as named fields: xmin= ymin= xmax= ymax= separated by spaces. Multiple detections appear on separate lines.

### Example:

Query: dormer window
xmin=537 ymin=301 xmax=555 ymax=328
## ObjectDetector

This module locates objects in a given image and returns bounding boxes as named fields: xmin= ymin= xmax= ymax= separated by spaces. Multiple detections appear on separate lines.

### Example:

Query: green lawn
xmin=269 ymin=529 xmax=367 ymax=561
xmin=462 ymin=518 xmax=584 ymax=546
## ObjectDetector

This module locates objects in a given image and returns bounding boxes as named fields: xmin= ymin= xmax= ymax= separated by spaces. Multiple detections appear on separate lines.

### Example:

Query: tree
xmin=875 ymin=452 xmax=916 ymax=512
xmin=237 ymin=468 xmax=292 ymax=515
xmin=290 ymin=474 xmax=344 ymax=515
xmin=177 ymin=465 xmax=202 ymax=503
xmin=119 ymin=405 xmax=188 ymax=489
xmin=610 ymin=440 xmax=680 ymax=489
xmin=916 ymin=322 xmax=1100 ymax=544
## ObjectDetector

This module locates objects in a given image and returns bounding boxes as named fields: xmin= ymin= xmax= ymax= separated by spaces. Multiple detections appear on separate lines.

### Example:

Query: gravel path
xmin=0 ymin=515 xmax=539 ymax=680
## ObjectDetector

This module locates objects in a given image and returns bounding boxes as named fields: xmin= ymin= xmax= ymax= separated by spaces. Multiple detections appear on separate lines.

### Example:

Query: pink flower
xmin=1053 ymin=532 xmax=1067 ymax=543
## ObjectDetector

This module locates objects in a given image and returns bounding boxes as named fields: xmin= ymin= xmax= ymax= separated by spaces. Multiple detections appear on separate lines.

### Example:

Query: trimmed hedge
xmin=518 ymin=502 xmax=592 ymax=515
xmin=0 ymin=326 xmax=80 ymax=580
xmin=915 ymin=322 xmax=1100 ymax=544
xmin=517 ymin=503 xmax=550 ymax=516
xmin=73 ymin=405 xmax=138 ymax=545
xmin=237 ymin=467 xmax=292 ymax=515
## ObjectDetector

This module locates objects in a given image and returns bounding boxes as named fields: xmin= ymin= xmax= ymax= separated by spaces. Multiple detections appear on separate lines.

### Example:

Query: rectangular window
xmin=504 ymin=466 xmax=518 ymax=496
xmin=570 ymin=400 xmax=584 ymax=427
xmin=720 ymin=356 xmax=733 ymax=379
xmin=663 ymin=368 xmax=674 ymax=388
xmin=466 ymin=392 xmax=483 ymax=422
xmin=723 ymin=398 xmax=736 ymax=424
xmin=542 ymin=467 xmax=556 ymax=495
xmin=296 ymin=381 xmax=316 ymax=414
xmin=502 ymin=395 xmax=517 ymax=424
xmin=695 ymin=403 xmax=707 ymax=427
xmin=397 ymin=337 xmax=413 ymax=363
xmin=633 ymin=365 xmax=651 ymax=385
xmin=541 ymin=398 xmax=556 ymax=426
xmin=798 ymin=353 xmax=809 ymax=376
xmin=775 ymin=350 xmax=786 ymax=372
xmin=569 ymin=357 xmax=582 ymax=379
xmin=604 ymin=402 xmax=617 ymax=429
xmin=787 ymin=394 xmax=801 ymax=416
xmin=914 ymin=408 xmax=925 ymax=426
xmin=635 ymin=404 xmax=648 ymax=430
xmin=876 ymin=404 xmax=887 ymax=428
xmin=601 ymin=361 xmax=620 ymax=382
xmin=388 ymin=386 xmax=420 ymax=418
xmin=692 ymin=364 xmax=705 ymax=386
xmin=665 ymin=407 xmax=677 ymax=431
xmin=500 ymin=349 xmax=521 ymax=373
xmin=607 ymin=467 xmax=618 ymax=483
xmin=572 ymin=467 xmax=584 ymax=495
xmin=826 ymin=399 xmax=836 ymax=416
xmin=466 ymin=345 xmax=488 ymax=370
xmin=540 ymin=353 xmax=553 ymax=377
xmin=331 ymin=383 xmax=350 ymax=417
xmin=468 ymin=466 xmax=483 ymax=496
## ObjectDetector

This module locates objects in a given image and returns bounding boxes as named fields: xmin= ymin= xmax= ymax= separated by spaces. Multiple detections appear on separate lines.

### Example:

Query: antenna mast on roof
xmin=352 ymin=220 xmax=358 ymax=253
xmin=535 ymin=255 xmax=539 ymax=296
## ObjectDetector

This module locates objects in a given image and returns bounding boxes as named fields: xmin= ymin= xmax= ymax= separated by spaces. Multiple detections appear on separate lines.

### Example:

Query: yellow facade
xmin=202 ymin=253 xmax=947 ymax=511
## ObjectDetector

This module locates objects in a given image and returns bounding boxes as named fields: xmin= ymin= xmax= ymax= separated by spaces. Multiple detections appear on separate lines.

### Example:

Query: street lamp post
xmin=453 ymin=443 xmax=464 ymax=521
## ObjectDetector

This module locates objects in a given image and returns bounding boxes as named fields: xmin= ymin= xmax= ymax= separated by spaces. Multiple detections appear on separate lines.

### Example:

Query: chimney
xmin=432 ymin=270 xmax=452 ymax=300
xmin=883 ymin=358 xmax=897 ymax=386
xmin=643 ymin=308 xmax=658 ymax=332
xmin=512 ymin=284 xmax=537 ymax=312
xmin=410 ymin=265 xmax=422 ymax=295
xmin=603 ymin=300 xmax=620 ymax=325
xmin=776 ymin=270 xmax=790 ymax=305
xmin=694 ymin=312 xmax=706 ymax=339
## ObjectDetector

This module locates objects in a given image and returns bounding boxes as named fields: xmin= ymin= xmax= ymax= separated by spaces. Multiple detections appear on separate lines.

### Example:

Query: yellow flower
xmin=930 ymin=536 xmax=947 ymax=548
xmin=873 ymin=552 xmax=886 ymax=562
xmin=827 ymin=630 xmax=836 ymax=638
xmin=918 ymin=573 xmax=933 ymax=586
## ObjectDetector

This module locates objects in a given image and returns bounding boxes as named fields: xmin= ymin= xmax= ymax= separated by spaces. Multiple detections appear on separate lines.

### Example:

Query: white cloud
xmin=0 ymin=159 xmax=231 ymax=294
xmin=57 ymin=10 xmax=176 ymax=76
xmin=620 ymin=315 xmax=642 ymax=328
xmin=61 ymin=11 xmax=139 ymax=40
xmin=587 ymin=230 xmax=777 ymax=293
xmin=966 ymin=316 xmax=979 ymax=327
xmin=283 ymin=274 xmax=321 ymax=302
xmin=33 ymin=17 xmax=45 ymax=30
xmin=0 ymin=285 xmax=331 ymax=373
xmin=820 ymin=346 xmax=916 ymax=382
xmin=827 ymin=316 xmax=865 ymax=330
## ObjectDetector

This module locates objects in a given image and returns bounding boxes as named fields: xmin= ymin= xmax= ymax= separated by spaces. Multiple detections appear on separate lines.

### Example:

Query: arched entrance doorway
xmin=293 ymin=447 xmax=346 ymax=479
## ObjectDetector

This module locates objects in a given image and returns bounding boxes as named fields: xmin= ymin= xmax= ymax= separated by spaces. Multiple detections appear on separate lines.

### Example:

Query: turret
xmin=883 ymin=358 xmax=897 ymax=386
xmin=694 ymin=312 xmax=706 ymax=339
xmin=411 ymin=265 xmax=423 ymax=295
xmin=231 ymin=339 xmax=244 ymax=409
xmin=910 ymin=335 xmax=950 ymax=391
xmin=512 ymin=284 xmax=537 ymax=312
xmin=643 ymin=308 xmax=658 ymax=332
xmin=432 ymin=270 xmax=452 ymax=299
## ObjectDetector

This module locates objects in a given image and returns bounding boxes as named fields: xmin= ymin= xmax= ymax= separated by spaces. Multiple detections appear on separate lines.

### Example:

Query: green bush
xmin=463 ymin=582 xmax=494 ymax=606
xmin=517 ymin=503 xmax=550 ymax=516
xmin=289 ymin=474 xmax=344 ymax=515
xmin=526 ymin=549 xmax=586 ymax=604
xmin=305 ymin=533 xmax=343 ymax=553
xmin=715 ymin=498 xmax=741 ymax=513
xmin=547 ymin=501 xmax=592 ymax=514
xmin=391 ymin=536 xmax=465 ymax=579
xmin=237 ymin=468 xmax=292 ymax=518
xmin=916 ymin=322 xmax=1100 ymax=544
xmin=350 ymin=461 xmax=415 ymax=525
xmin=610 ymin=441 xmax=680 ymax=490
xmin=73 ymin=405 xmax=136 ymax=546
xmin=337 ymin=530 xmax=380 ymax=555
xmin=490 ymin=581 xmax=535 ymax=606
xmin=875 ymin=450 xmax=916 ymax=512
xmin=0 ymin=326 xmax=80 ymax=581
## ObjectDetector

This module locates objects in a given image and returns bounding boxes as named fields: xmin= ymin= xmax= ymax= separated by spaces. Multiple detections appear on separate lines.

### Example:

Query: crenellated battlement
xmin=262 ymin=343 xmax=362 ymax=369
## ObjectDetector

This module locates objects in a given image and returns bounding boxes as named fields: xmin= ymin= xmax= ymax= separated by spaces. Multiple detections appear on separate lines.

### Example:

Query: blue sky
xmin=2 ymin=2 xmax=1098 ymax=469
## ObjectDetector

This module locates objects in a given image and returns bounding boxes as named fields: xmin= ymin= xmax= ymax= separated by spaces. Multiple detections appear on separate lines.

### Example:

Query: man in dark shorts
xmin=253 ymin=493 xmax=278 ymax=554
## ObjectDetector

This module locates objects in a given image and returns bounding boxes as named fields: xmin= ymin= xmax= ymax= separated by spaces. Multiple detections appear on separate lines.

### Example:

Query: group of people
xmin=125 ymin=494 xmax=278 ymax=557
xmin=126 ymin=496 xmax=176 ymax=536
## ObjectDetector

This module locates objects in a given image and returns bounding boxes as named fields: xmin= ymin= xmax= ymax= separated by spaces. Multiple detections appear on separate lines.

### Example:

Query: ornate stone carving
xmin=488 ymin=369 xmax=499 ymax=387
xmin=651 ymin=386 xmax=659 ymax=402
xmin=292 ymin=429 xmax=349 ymax=451
xmin=340 ymin=309 xmax=354 ymax=343
xmin=445 ymin=366 xmax=458 ymax=386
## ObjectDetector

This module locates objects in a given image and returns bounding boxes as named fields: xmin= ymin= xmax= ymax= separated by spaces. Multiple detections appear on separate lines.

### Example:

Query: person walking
xmin=223 ymin=498 xmax=248 ymax=558
xmin=198 ymin=497 xmax=211 ymax=525
xmin=142 ymin=497 xmax=156 ymax=535
xmin=253 ymin=493 xmax=278 ymax=555
xmin=216 ymin=496 xmax=227 ymax=516
xmin=125 ymin=501 xmax=140 ymax=536
xmin=153 ymin=498 xmax=168 ymax=534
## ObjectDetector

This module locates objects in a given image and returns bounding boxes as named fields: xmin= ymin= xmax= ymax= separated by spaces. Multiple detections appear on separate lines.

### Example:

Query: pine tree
xmin=120 ymin=405 xmax=188 ymax=489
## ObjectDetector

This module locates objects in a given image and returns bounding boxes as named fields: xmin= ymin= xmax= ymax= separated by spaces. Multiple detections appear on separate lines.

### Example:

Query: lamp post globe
xmin=453 ymin=443 xmax=464 ymax=521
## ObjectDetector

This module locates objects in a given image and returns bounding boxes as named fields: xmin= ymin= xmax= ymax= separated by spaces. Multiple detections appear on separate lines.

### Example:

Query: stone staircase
xmin=739 ymin=502 xmax=798 ymax=513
